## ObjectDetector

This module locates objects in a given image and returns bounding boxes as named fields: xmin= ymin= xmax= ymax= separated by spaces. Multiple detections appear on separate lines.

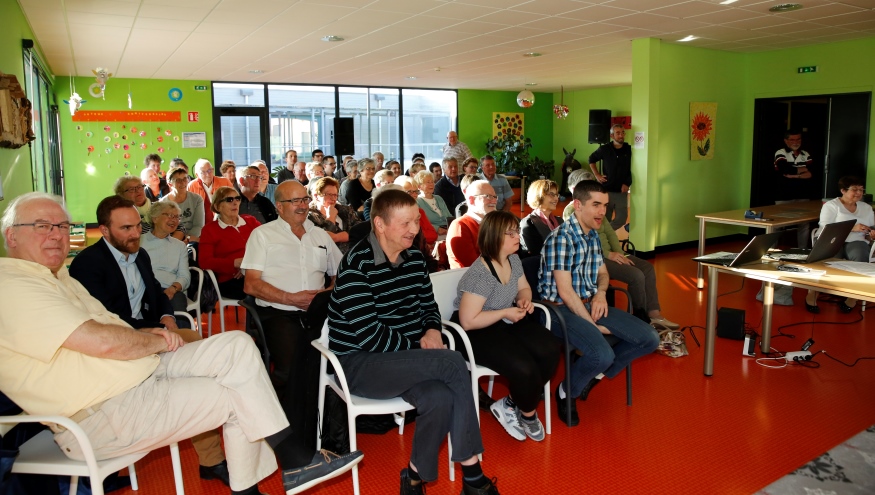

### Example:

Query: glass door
xmin=212 ymin=108 xmax=268 ymax=170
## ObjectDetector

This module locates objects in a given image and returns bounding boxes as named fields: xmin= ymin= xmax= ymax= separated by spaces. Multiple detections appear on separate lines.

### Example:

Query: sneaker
xmin=489 ymin=396 xmax=525 ymax=441
xmin=400 ymin=468 xmax=426 ymax=495
xmin=650 ymin=316 xmax=680 ymax=330
xmin=460 ymin=476 xmax=500 ymax=495
xmin=519 ymin=414 xmax=545 ymax=442
xmin=283 ymin=449 xmax=363 ymax=494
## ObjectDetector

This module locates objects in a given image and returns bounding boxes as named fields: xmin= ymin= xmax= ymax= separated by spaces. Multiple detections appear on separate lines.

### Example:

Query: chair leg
xmin=543 ymin=381 xmax=551 ymax=435
xmin=348 ymin=414 xmax=360 ymax=495
xmin=486 ymin=376 xmax=494 ymax=397
xmin=448 ymin=434 xmax=454 ymax=482
xmin=626 ymin=364 xmax=632 ymax=406
xmin=70 ymin=476 xmax=81 ymax=495
xmin=235 ymin=307 xmax=239 ymax=323
xmin=170 ymin=442 xmax=184 ymax=494
xmin=219 ymin=304 xmax=226 ymax=333
xmin=127 ymin=464 xmax=137 ymax=491
xmin=207 ymin=312 xmax=213 ymax=338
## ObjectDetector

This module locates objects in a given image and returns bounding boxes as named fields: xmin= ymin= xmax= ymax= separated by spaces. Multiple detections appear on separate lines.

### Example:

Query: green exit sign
xmin=797 ymin=66 xmax=818 ymax=74
xmin=193 ymin=85 xmax=208 ymax=91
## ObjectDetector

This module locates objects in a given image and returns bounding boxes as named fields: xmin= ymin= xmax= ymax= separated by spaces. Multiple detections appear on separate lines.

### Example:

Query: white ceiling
xmin=19 ymin=0 xmax=875 ymax=92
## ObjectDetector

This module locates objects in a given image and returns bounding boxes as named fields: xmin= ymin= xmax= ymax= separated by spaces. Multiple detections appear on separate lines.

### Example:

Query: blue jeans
xmin=553 ymin=304 xmax=659 ymax=397
xmin=338 ymin=349 xmax=484 ymax=482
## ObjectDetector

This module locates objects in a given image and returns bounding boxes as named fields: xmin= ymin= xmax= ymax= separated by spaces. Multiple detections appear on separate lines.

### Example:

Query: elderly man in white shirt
xmin=442 ymin=130 xmax=473 ymax=164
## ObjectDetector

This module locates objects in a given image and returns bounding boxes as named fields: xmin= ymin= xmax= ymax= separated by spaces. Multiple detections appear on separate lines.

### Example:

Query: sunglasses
xmin=221 ymin=196 xmax=242 ymax=203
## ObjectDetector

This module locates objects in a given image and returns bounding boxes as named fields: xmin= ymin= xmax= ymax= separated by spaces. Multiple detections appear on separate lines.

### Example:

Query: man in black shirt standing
xmin=588 ymin=124 xmax=632 ymax=230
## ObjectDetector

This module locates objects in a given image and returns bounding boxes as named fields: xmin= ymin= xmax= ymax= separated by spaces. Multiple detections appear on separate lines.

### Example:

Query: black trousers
xmin=450 ymin=312 xmax=560 ymax=412
xmin=256 ymin=305 xmax=320 ymax=453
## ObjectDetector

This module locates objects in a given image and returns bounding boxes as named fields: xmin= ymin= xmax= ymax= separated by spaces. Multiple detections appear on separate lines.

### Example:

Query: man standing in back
xmin=589 ymin=124 xmax=632 ymax=230
xmin=774 ymin=128 xmax=814 ymax=248
xmin=442 ymin=131 xmax=473 ymax=164
xmin=277 ymin=149 xmax=298 ymax=184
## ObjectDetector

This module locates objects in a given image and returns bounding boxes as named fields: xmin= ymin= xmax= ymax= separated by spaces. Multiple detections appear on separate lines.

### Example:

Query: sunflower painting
xmin=690 ymin=102 xmax=717 ymax=161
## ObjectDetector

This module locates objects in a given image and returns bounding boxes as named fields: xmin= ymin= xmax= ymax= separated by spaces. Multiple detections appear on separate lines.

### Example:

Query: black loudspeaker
xmin=588 ymin=109 xmax=611 ymax=144
xmin=717 ymin=307 xmax=746 ymax=341
xmin=332 ymin=117 xmax=354 ymax=156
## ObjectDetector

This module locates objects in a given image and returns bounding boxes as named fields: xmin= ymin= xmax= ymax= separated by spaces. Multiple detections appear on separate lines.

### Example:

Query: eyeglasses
xmin=243 ymin=175 xmax=262 ymax=181
xmin=278 ymin=197 xmax=312 ymax=206
xmin=847 ymin=187 xmax=865 ymax=193
xmin=504 ymin=230 xmax=521 ymax=238
xmin=363 ymin=167 xmax=375 ymax=172
xmin=160 ymin=213 xmax=181 ymax=220
xmin=319 ymin=193 xmax=339 ymax=199
xmin=171 ymin=178 xmax=189 ymax=184
xmin=221 ymin=196 xmax=242 ymax=203
xmin=12 ymin=222 xmax=71 ymax=235
xmin=405 ymin=189 xmax=420 ymax=196
xmin=123 ymin=184 xmax=146 ymax=194
xmin=475 ymin=194 xmax=498 ymax=201
xmin=545 ymin=192 xmax=559 ymax=198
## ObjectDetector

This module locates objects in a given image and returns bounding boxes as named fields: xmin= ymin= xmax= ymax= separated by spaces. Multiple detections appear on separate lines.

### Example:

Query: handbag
xmin=656 ymin=329 xmax=688 ymax=358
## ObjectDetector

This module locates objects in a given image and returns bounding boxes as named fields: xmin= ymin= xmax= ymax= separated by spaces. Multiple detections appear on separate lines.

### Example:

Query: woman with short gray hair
xmin=343 ymin=157 xmax=377 ymax=213
xmin=141 ymin=200 xmax=191 ymax=324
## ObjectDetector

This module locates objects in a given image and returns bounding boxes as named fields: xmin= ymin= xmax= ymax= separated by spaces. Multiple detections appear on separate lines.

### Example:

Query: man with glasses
xmin=447 ymin=180 xmax=498 ymax=268
xmin=277 ymin=149 xmax=298 ymax=184
xmin=188 ymin=159 xmax=233 ymax=222
xmin=238 ymin=165 xmax=278 ymax=224
xmin=774 ymin=128 xmax=815 ymax=248
xmin=311 ymin=149 xmax=324 ymax=163
xmin=0 ymin=192 xmax=363 ymax=495
xmin=321 ymin=155 xmax=337 ymax=178
xmin=241 ymin=180 xmax=342 ymax=463
xmin=115 ymin=175 xmax=183 ymax=237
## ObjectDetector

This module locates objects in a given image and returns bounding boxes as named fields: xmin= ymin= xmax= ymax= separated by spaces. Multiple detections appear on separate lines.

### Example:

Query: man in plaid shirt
xmin=539 ymin=180 xmax=658 ymax=427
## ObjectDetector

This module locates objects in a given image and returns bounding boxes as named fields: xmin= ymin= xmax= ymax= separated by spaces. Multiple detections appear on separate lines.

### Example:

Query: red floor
xmin=108 ymin=241 xmax=875 ymax=495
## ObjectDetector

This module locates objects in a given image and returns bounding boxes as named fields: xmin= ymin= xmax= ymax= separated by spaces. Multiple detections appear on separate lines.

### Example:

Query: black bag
xmin=197 ymin=273 xmax=219 ymax=315
xmin=319 ymin=388 xmax=350 ymax=455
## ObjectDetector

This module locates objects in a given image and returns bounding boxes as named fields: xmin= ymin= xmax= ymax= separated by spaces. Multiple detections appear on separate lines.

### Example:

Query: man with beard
xmin=588 ymin=124 xmax=632 ymax=230
xmin=69 ymin=195 xmax=234 ymax=485
xmin=242 ymin=180 xmax=342 ymax=462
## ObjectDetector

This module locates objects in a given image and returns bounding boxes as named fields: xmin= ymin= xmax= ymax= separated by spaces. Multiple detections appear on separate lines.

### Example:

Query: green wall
xmin=457 ymin=89 xmax=554 ymax=178
xmin=551 ymin=85 xmax=632 ymax=189
xmin=56 ymin=77 xmax=213 ymax=223
xmin=0 ymin=0 xmax=43 ymax=256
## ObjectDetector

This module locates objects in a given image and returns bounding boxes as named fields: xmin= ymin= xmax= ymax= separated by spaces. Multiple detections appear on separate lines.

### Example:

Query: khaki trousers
xmin=54 ymin=331 xmax=289 ymax=491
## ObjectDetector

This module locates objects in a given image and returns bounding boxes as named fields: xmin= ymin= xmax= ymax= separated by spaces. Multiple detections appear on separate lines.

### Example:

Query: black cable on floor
xmin=717 ymin=278 xmax=745 ymax=298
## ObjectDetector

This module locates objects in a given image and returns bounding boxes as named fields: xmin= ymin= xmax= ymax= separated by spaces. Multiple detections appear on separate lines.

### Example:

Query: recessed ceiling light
xmin=523 ymin=52 xmax=542 ymax=57
xmin=769 ymin=3 xmax=802 ymax=12
xmin=249 ymin=69 xmax=264 ymax=74
xmin=406 ymin=76 xmax=417 ymax=80
xmin=677 ymin=35 xmax=698 ymax=42
xmin=719 ymin=0 xmax=738 ymax=4
xmin=321 ymin=35 xmax=344 ymax=42
xmin=525 ymin=82 xmax=537 ymax=86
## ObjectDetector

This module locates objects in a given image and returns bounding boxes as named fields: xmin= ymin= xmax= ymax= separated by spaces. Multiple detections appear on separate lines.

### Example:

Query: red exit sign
xmin=187 ymin=112 xmax=199 ymax=122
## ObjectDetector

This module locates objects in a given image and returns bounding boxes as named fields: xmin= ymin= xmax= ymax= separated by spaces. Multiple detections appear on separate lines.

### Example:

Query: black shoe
xmin=840 ymin=301 xmax=855 ymax=314
xmin=555 ymin=385 xmax=579 ymax=427
xmin=478 ymin=387 xmax=496 ymax=411
xmin=283 ymin=449 xmax=363 ymax=495
xmin=805 ymin=302 xmax=820 ymax=314
xmin=199 ymin=460 xmax=230 ymax=486
xmin=400 ymin=468 xmax=425 ymax=495
xmin=461 ymin=477 xmax=500 ymax=495
xmin=578 ymin=377 xmax=602 ymax=401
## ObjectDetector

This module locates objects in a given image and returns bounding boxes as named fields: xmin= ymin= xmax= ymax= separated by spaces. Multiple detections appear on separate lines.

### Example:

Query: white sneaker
xmin=519 ymin=413 xmax=545 ymax=442
xmin=650 ymin=316 xmax=680 ymax=330
xmin=489 ymin=396 xmax=525 ymax=441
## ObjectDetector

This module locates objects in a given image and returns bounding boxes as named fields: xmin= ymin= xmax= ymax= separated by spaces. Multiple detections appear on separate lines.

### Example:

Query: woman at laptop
xmin=806 ymin=176 xmax=874 ymax=313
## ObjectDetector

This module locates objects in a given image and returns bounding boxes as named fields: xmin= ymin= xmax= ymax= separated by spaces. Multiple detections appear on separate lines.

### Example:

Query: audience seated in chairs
xmin=139 ymin=200 xmax=192 ymax=327
xmin=161 ymin=167 xmax=205 ymax=242
xmin=328 ymin=189 xmax=500 ymax=495
xmin=241 ymin=180 xmax=342 ymax=462
xmin=539 ymin=180 xmax=659 ymax=427
xmin=308 ymin=177 xmax=361 ymax=255
xmin=343 ymin=158 xmax=377 ymax=215
xmin=519 ymin=179 xmax=562 ymax=258
xmin=447 ymin=180 xmax=498 ymax=269
xmin=451 ymin=210 xmax=560 ymax=442
xmin=199 ymin=186 xmax=260 ymax=301
xmin=561 ymin=171 xmax=679 ymax=329
xmin=188 ymin=158 xmax=234 ymax=223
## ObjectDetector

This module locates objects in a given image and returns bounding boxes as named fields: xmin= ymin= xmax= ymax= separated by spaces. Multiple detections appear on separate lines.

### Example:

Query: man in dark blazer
xmin=69 ymin=195 xmax=231 ymax=487
xmin=70 ymin=197 xmax=176 ymax=331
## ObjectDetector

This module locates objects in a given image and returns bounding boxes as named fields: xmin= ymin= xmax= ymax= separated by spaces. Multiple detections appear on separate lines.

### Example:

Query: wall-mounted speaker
xmin=332 ymin=117 xmax=354 ymax=156
xmin=588 ymin=109 xmax=612 ymax=144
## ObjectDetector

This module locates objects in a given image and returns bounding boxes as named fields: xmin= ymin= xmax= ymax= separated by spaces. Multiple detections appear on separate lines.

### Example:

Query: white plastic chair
xmin=429 ymin=268 xmax=553 ymax=435
xmin=311 ymin=321 xmax=457 ymax=494
xmin=0 ymin=415 xmax=183 ymax=495
xmin=185 ymin=267 xmax=204 ymax=334
xmin=204 ymin=269 xmax=242 ymax=336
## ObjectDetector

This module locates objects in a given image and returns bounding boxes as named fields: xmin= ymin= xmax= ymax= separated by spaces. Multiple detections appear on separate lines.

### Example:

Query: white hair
xmin=1 ymin=192 xmax=69 ymax=249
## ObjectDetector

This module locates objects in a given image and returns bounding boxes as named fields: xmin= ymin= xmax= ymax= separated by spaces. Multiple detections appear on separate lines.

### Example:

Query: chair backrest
xmin=429 ymin=268 xmax=468 ymax=320
xmin=521 ymin=255 xmax=544 ymax=300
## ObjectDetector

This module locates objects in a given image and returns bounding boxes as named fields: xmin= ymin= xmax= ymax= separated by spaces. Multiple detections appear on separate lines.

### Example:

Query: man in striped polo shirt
xmin=328 ymin=189 xmax=500 ymax=495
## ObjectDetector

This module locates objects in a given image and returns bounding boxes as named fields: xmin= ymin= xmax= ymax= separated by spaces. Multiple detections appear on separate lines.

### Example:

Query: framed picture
xmin=182 ymin=131 xmax=207 ymax=149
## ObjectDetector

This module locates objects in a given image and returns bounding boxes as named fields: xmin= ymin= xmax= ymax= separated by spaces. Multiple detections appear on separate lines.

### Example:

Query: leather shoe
xmin=840 ymin=301 xmax=854 ymax=314
xmin=805 ymin=302 xmax=820 ymax=314
xmin=578 ymin=377 xmax=602 ymax=401
xmin=555 ymin=385 xmax=579 ymax=427
xmin=199 ymin=460 xmax=230 ymax=487
xmin=478 ymin=386 xmax=496 ymax=411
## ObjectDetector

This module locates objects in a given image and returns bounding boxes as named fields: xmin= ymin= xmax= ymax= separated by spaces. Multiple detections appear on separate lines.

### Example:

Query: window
xmin=23 ymin=48 xmax=61 ymax=196
xmin=339 ymin=87 xmax=400 ymax=161
xmin=214 ymin=83 xmax=265 ymax=107
xmin=401 ymin=89 xmax=457 ymax=166
xmin=268 ymin=85 xmax=335 ymax=167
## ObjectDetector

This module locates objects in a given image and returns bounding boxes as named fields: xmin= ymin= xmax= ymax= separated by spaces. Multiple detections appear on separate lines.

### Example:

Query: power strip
xmin=785 ymin=350 xmax=812 ymax=362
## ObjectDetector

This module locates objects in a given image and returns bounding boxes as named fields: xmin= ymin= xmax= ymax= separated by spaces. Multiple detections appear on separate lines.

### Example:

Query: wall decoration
xmin=553 ymin=85 xmax=569 ymax=119
xmin=89 ymin=68 xmax=113 ymax=99
xmin=690 ymin=102 xmax=716 ymax=161
xmin=182 ymin=131 xmax=207 ymax=148
xmin=168 ymin=88 xmax=183 ymax=102
xmin=74 ymin=111 xmax=181 ymax=122
xmin=612 ymin=116 xmax=632 ymax=129
xmin=492 ymin=113 xmax=524 ymax=140
xmin=0 ymin=73 xmax=36 ymax=148
xmin=64 ymin=93 xmax=85 ymax=116
xmin=516 ymin=89 xmax=534 ymax=108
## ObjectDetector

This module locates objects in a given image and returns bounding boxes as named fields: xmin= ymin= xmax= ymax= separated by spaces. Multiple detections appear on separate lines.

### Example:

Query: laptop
xmin=770 ymin=219 xmax=856 ymax=263
xmin=693 ymin=231 xmax=783 ymax=267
